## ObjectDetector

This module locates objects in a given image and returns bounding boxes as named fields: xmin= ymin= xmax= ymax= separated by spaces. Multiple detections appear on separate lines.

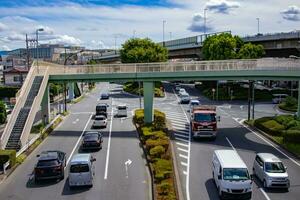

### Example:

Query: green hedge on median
xmin=0 ymin=150 xmax=16 ymax=167
xmin=283 ymin=130 xmax=300 ymax=144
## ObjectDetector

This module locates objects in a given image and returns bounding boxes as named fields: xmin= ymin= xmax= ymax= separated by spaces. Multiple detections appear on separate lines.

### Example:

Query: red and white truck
xmin=190 ymin=105 xmax=220 ymax=140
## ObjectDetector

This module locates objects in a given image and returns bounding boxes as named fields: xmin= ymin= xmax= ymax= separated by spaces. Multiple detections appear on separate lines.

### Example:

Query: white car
xmin=116 ymin=104 xmax=127 ymax=117
xmin=189 ymin=99 xmax=200 ymax=111
xmin=253 ymin=153 xmax=290 ymax=190
xmin=180 ymin=93 xmax=190 ymax=104
xmin=178 ymin=88 xmax=186 ymax=96
xmin=93 ymin=115 xmax=107 ymax=128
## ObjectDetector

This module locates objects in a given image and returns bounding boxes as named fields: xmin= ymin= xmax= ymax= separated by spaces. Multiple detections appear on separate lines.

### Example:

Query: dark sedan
xmin=81 ymin=131 xmax=103 ymax=150
xmin=34 ymin=150 xmax=66 ymax=183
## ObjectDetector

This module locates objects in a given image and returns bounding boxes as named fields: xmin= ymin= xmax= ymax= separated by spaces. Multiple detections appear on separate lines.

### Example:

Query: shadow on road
xmin=61 ymin=178 xmax=91 ymax=196
xmin=26 ymin=175 xmax=63 ymax=188
xmin=205 ymin=178 xmax=220 ymax=200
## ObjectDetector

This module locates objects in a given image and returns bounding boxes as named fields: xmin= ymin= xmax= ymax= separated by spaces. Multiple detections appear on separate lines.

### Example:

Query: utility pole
xmin=252 ymin=81 xmax=255 ymax=120
xmin=248 ymin=81 xmax=251 ymax=121
xmin=25 ymin=34 xmax=30 ymax=70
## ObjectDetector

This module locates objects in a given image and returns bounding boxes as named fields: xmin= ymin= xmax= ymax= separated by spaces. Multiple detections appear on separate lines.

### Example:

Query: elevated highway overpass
xmin=1 ymin=58 xmax=300 ymax=152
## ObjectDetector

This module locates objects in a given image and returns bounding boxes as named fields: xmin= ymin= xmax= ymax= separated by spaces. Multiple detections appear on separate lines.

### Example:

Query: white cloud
xmin=281 ymin=5 xmax=300 ymax=21
xmin=48 ymin=35 xmax=82 ymax=46
xmin=206 ymin=0 xmax=240 ymax=14
xmin=0 ymin=22 xmax=8 ymax=32
xmin=1 ymin=45 xmax=10 ymax=51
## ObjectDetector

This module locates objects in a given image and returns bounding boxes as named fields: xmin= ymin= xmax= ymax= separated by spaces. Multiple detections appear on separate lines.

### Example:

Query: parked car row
xmin=213 ymin=150 xmax=290 ymax=200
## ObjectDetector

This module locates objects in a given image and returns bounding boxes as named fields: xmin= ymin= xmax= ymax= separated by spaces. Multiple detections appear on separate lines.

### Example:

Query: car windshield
xmin=37 ymin=160 xmax=59 ymax=167
xmin=96 ymin=105 xmax=107 ymax=111
xmin=95 ymin=116 xmax=106 ymax=120
xmin=223 ymin=168 xmax=250 ymax=181
xmin=191 ymin=102 xmax=199 ymax=106
xmin=118 ymin=106 xmax=126 ymax=110
xmin=194 ymin=113 xmax=216 ymax=122
xmin=84 ymin=133 xmax=99 ymax=140
xmin=182 ymin=95 xmax=189 ymax=98
xmin=70 ymin=164 xmax=90 ymax=173
xmin=265 ymin=162 xmax=286 ymax=173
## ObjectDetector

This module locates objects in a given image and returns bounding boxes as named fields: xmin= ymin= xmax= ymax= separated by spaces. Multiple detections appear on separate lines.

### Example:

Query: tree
xmin=202 ymin=33 xmax=237 ymax=60
xmin=120 ymin=38 xmax=168 ymax=63
xmin=0 ymin=101 xmax=7 ymax=124
xmin=238 ymin=43 xmax=265 ymax=59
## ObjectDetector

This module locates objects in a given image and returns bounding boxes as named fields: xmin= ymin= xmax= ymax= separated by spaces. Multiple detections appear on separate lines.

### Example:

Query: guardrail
xmin=0 ymin=65 xmax=37 ymax=149
xmin=20 ymin=67 xmax=49 ymax=148
xmin=40 ymin=58 xmax=300 ymax=76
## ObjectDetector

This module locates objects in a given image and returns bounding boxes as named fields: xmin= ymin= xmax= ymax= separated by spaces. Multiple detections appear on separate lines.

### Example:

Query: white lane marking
xmin=177 ymin=147 xmax=189 ymax=153
xmin=175 ymin=137 xmax=189 ymax=143
xmin=181 ymin=162 xmax=188 ymax=167
xmin=104 ymin=98 xmax=114 ymax=180
xmin=173 ymin=88 xmax=191 ymax=200
xmin=124 ymin=159 xmax=132 ymax=178
xmin=174 ymin=133 xmax=189 ymax=139
xmin=172 ymin=124 xmax=187 ymax=129
xmin=183 ymin=171 xmax=187 ymax=175
xmin=176 ymin=142 xmax=189 ymax=147
xmin=179 ymin=154 xmax=188 ymax=159
xmin=170 ymin=118 xmax=189 ymax=123
xmin=237 ymin=119 xmax=300 ymax=168
xmin=226 ymin=137 xmax=236 ymax=151
xmin=66 ymin=114 xmax=92 ymax=165
xmin=259 ymin=188 xmax=271 ymax=200
xmin=71 ymin=112 xmax=94 ymax=115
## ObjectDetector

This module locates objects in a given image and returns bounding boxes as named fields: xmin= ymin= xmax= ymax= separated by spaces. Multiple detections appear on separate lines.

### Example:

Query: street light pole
xmin=36 ymin=28 xmax=44 ymax=74
xmin=204 ymin=8 xmax=208 ymax=35
xmin=256 ymin=18 xmax=260 ymax=34
xmin=163 ymin=20 xmax=166 ymax=46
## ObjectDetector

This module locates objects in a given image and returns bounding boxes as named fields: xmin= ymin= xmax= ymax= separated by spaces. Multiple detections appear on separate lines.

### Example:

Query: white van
xmin=69 ymin=154 xmax=96 ymax=188
xmin=212 ymin=150 xmax=252 ymax=200
xmin=272 ymin=94 xmax=288 ymax=104
xmin=116 ymin=104 xmax=127 ymax=117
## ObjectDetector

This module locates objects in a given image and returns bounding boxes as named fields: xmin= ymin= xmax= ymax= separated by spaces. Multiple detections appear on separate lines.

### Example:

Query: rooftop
xmin=215 ymin=150 xmax=247 ymax=169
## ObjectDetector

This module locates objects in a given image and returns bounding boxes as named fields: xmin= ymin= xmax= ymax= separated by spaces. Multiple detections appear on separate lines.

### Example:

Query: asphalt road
xmin=0 ymin=83 xmax=149 ymax=200
xmin=165 ymin=83 xmax=300 ymax=200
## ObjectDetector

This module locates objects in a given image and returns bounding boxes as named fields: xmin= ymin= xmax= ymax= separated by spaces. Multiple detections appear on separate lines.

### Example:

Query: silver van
xmin=253 ymin=153 xmax=290 ymax=190
xmin=68 ymin=154 xmax=96 ymax=188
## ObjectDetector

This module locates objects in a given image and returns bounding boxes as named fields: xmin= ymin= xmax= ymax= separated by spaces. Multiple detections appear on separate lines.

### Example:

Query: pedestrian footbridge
xmin=1 ymin=58 xmax=300 ymax=151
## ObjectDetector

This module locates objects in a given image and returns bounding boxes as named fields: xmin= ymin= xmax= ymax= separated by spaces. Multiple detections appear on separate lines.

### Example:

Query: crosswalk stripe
xmin=181 ymin=162 xmax=188 ymax=167
xmin=176 ymin=142 xmax=189 ymax=147
xmin=174 ymin=133 xmax=189 ymax=139
xmin=177 ymin=147 xmax=189 ymax=153
xmin=174 ymin=130 xmax=189 ymax=135
xmin=172 ymin=124 xmax=187 ymax=128
xmin=169 ymin=118 xmax=188 ymax=123
xmin=179 ymin=154 xmax=188 ymax=159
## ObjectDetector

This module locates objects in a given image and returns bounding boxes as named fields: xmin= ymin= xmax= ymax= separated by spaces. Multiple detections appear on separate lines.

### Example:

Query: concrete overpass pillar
xmin=68 ymin=82 xmax=75 ymax=100
xmin=143 ymin=81 xmax=154 ymax=124
xmin=298 ymin=81 xmax=300 ymax=118
xmin=41 ymin=84 xmax=50 ymax=125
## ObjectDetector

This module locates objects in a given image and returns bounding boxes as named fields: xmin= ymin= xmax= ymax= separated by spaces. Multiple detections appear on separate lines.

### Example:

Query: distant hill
xmin=0 ymin=51 xmax=9 ymax=56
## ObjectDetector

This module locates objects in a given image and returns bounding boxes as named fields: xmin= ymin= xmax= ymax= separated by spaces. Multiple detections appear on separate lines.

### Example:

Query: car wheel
xmin=34 ymin=177 xmax=39 ymax=184
xmin=252 ymin=168 xmax=256 ymax=176
xmin=61 ymin=170 xmax=65 ymax=180
xmin=263 ymin=180 xmax=268 ymax=189
xmin=218 ymin=187 xmax=223 ymax=200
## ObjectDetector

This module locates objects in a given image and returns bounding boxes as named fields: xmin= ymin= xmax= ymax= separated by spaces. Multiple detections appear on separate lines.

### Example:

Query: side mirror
xmin=285 ymin=166 xmax=287 ymax=170
xmin=91 ymin=157 xmax=96 ymax=162
xmin=36 ymin=155 xmax=40 ymax=157
xmin=218 ymin=174 xmax=222 ymax=180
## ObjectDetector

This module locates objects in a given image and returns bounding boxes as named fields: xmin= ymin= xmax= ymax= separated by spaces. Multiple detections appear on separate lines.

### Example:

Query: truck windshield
xmin=265 ymin=162 xmax=286 ymax=173
xmin=194 ymin=113 xmax=216 ymax=122
xmin=70 ymin=164 xmax=90 ymax=173
xmin=223 ymin=168 xmax=250 ymax=181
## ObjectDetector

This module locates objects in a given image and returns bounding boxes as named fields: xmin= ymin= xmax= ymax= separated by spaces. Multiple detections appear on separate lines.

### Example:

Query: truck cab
xmin=190 ymin=105 xmax=220 ymax=140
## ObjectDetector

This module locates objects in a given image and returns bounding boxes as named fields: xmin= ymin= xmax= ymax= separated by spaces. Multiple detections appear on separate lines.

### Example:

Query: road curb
xmin=243 ymin=122 xmax=300 ymax=160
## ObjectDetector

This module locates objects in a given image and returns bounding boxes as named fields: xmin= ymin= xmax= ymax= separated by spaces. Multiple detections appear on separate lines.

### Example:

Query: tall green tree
xmin=238 ymin=43 xmax=265 ymax=59
xmin=202 ymin=33 xmax=237 ymax=60
xmin=0 ymin=101 xmax=7 ymax=124
xmin=120 ymin=38 xmax=168 ymax=63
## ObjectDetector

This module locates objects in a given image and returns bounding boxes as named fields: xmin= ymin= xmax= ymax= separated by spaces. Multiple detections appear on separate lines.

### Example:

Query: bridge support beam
xmin=143 ymin=81 xmax=154 ymax=124
xmin=68 ymin=82 xmax=75 ymax=100
xmin=298 ymin=81 xmax=300 ymax=118
xmin=41 ymin=84 xmax=50 ymax=125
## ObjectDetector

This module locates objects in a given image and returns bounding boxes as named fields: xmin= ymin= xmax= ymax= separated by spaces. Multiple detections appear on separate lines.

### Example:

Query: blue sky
xmin=0 ymin=0 xmax=299 ymax=51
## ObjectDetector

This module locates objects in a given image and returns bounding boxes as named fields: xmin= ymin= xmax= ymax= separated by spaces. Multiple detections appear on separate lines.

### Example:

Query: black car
xmin=100 ymin=92 xmax=109 ymax=100
xmin=34 ymin=150 xmax=66 ymax=183
xmin=81 ymin=131 xmax=103 ymax=150
xmin=96 ymin=103 xmax=109 ymax=117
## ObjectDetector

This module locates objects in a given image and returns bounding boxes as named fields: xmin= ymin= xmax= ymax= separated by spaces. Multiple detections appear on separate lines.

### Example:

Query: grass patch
xmin=31 ymin=123 xmax=45 ymax=134
xmin=71 ymin=95 xmax=84 ymax=104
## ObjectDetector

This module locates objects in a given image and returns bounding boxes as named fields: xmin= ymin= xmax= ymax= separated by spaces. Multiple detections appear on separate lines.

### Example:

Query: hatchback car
xmin=253 ymin=153 xmax=290 ymax=190
xmin=100 ymin=92 xmax=109 ymax=100
xmin=34 ymin=150 xmax=66 ymax=183
xmin=93 ymin=115 xmax=107 ymax=128
xmin=81 ymin=131 xmax=103 ymax=150
xmin=178 ymin=88 xmax=187 ymax=96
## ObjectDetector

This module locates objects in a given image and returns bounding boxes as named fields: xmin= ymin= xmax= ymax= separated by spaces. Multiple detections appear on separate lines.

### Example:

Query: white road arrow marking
xmin=125 ymin=159 xmax=132 ymax=178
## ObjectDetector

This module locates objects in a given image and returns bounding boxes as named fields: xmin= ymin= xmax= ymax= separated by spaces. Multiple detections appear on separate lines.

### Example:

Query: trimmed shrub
xmin=0 ymin=86 xmax=19 ymax=98
xmin=261 ymin=120 xmax=284 ymax=136
xmin=153 ymin=159 xmax=172 ymax=182
xmin=0 ymin=150 xmax=16 ymax=167
xmin=290 ymin=125 xmax=300 ymax=131
xmin=145 ymin=138 xmax=169 ymax=150
xmin=154 ymin=110 xmax=166 ymax=130
xmin=150 ymin=145 xmax=165 ymax=158
xmin=158 ymin=181 xmax=172 ymax=195
xmin=287 ymin=120 xmax=300 ymax=129
xmin=283 ymin=130 xmax=300 ymax=144
xmin=134 ymin=109 xmax=144 ymax=124
xmin=274 ymin=115 xmax=294 ymax=127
